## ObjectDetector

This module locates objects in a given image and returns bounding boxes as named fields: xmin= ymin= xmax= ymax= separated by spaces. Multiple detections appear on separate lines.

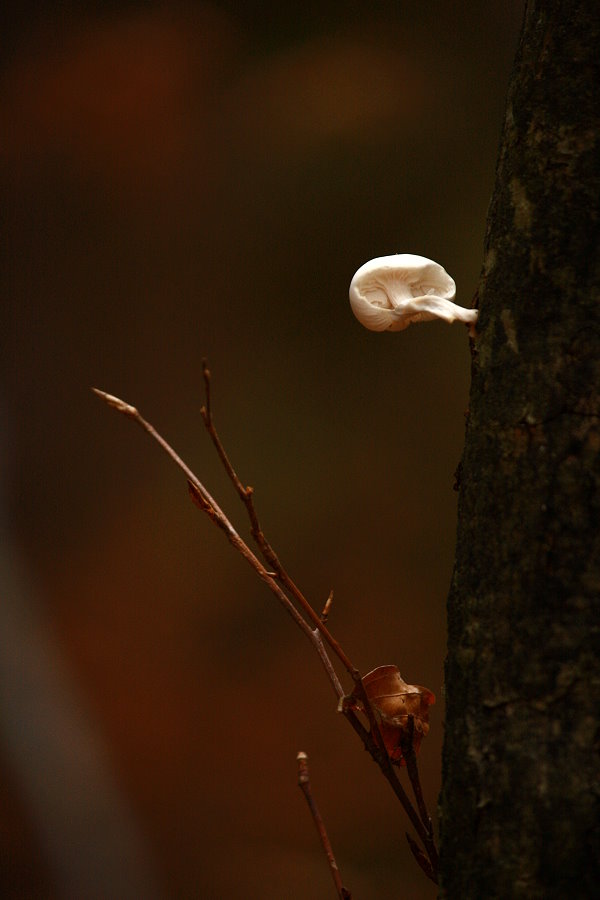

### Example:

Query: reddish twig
xmin=198 ymin=363 xmax=394 ymax=762
xmin=296 ymin=752 xmax=351 ymax=899
xmin=92 ymin=383 xmax=438 ymax=884
xmin=406 ymin=832 xmax=436 ymax=884
xmin=199 ymin=361 xmax=355 ymax=676
xmin=91 ymin=388 xmax=340 ymax=699
xmin=401 ymin=717 xmax=435 ymax=833
xmin=400 ymin=716 xmax=438 ymax=877
xmin=339 ymin=701 xmax=437 ymax=880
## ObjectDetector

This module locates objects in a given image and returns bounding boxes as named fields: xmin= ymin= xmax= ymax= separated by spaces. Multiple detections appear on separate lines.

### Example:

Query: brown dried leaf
xmin=353 ymin=665 xmax=435 ymax=766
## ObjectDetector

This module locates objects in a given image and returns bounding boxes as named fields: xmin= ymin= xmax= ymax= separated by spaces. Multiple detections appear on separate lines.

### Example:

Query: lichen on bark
xmin=440 ymin=2 xmax=600 ymax=896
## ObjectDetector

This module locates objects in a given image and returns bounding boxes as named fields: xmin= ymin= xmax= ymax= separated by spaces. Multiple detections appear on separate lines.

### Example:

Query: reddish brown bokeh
xmin=2 ymin=3 xmax=523 ymax=897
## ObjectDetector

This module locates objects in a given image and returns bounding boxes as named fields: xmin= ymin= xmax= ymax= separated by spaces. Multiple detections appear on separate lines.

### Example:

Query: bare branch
xmin=400 ymin=717 xmax=438 ymax=876
xmin=296 ymin=752 xmax=351 ymax=900
xmin=338 ymin=700 xmax=437 ymax=879
xmin=92 ymin=382 xmax=438 ymax=882
xmin=198 ymin=362 xmax=357 ymax=679
xmin=92 ymin=387 xmax=341 ymax=698
xmin=406 ymin=832 xmax=436 ymax=884
xmin=311 ymin=627 xmax=344 ymax=699
xmin=196 ymin=368 xmax=410 ymax=791
xmin=401 ymin=716 xmax=435 ymax=835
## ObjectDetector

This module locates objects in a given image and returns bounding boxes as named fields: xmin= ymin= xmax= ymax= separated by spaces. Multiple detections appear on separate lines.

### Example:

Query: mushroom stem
xmin=392 ymin=295 xmax=478 ymax=327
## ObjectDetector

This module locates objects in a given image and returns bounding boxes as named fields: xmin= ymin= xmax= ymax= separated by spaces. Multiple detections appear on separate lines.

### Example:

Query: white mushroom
xmin=349 ymin=254 xmax=478 ymax=332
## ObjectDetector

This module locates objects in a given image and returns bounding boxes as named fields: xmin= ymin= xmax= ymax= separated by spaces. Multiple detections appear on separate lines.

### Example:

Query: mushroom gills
xmin=349 ymin=254 xmax=478 ymax=332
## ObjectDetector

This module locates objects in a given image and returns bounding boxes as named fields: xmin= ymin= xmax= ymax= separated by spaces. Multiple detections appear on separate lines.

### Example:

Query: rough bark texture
xmin=440 ymin=2 xmax=600 ymax=897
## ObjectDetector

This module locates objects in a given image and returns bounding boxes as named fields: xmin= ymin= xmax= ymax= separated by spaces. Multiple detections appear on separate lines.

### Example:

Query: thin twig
xmin=92 ymin=384 xmax=438 ymax=883
xmin=311 ymin=627 xmax=344 ymax=699
xmin=91 ymin=388 xmax=340 ymax=699
xmin=400 ymin=718 xmax=438 ymax=875
xmin=312 ymin=593 xmax=342 ymax=694
xmin=296 ymin=752 xmax=351 ymax=900
xmin=199 ymin=362 xmax=357 ymax=678
xmin=401 ymin=717 xmax=434 ymax=832
xmin=406 ymin=832 xmax=436 ymax=884
xmin=198 ymin=364 xmax=394 ymax=762
xmin=339 ymin=701 xmax=437 ymax=877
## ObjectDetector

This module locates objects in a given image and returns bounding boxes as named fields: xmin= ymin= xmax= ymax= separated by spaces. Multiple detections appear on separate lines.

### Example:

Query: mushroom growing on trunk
xmin=349 ymin=254 xmax=478 ymax=332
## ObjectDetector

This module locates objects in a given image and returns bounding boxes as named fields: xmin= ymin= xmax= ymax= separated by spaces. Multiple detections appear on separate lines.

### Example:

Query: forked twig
xmin=339 ymin=700 xmax=438 ymax=878
xmin=199 ymin=360 xmax=347 ymax=698
xmin=401 ymin=717 xmax=438 ymax=874
xmin=296 ymin=752 xmax=351 ymax=899
xmin=402 ymin=716 xmax=434 ymax=834
xmin=406 ymin=832 xmax=437 ymax=884
xmin=198 ymin=363 xmax=392 ymax=759
xmin=92 ymin=379 xmax=438 ymax=883
xmin=199 ymin=361 xmax=355 ymax=676
xmin=91 ymin=389 xmax=340 ymax=699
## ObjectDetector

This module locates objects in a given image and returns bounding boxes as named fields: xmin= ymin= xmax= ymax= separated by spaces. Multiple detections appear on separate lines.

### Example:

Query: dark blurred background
xmin=2 ymin=2 xmax=522 ymax=897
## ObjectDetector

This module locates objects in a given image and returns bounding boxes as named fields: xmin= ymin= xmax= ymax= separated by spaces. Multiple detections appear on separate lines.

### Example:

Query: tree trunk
xmin=439 ymin=2 xmax=600 ymax=897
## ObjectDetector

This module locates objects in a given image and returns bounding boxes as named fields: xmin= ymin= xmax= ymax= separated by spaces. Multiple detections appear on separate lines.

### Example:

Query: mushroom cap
xmin=349 ymin=253 xmax=460 ymax=332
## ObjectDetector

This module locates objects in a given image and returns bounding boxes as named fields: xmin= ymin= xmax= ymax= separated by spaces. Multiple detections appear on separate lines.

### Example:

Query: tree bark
xmin=440 ymin=2 xmax=600 ymax=897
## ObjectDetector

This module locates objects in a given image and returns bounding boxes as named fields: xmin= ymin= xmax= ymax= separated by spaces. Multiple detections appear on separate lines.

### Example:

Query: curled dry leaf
xmin=352 ymin=665 xmax=435 ymax=766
